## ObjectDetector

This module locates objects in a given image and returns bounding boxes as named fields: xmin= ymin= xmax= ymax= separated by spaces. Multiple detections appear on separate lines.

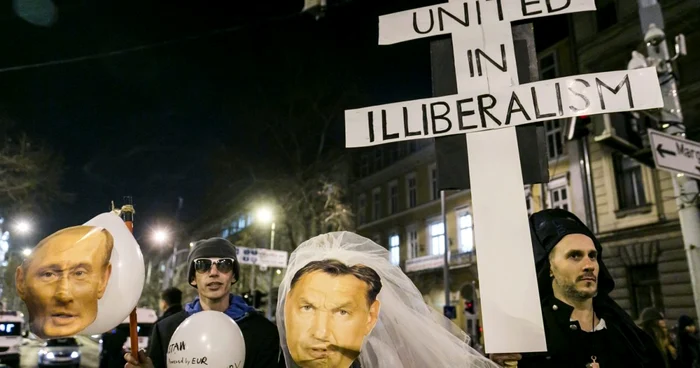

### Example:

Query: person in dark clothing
xmin=157 ymin=287 xmax=182 ymax=323
xmin=639 ymin=307 xmax=678 ymax=367
xmin=124 ymin=238 xmax=284 ymax=368
xmin=491 ymin=209 xmax=665 ymax=368
xmin=677 ymin=315 xmax=700 ymax=368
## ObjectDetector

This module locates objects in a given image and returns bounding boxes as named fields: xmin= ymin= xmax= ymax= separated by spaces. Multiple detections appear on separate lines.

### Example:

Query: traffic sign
xmin=649 ymin=129 xmax=700 ymax=180
xmin=235 ymin=246 xmax=289 ymax=268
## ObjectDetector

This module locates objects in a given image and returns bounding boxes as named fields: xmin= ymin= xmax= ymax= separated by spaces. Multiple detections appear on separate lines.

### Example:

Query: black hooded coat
xmin=519 ymin=209 xmax=665 ymax=368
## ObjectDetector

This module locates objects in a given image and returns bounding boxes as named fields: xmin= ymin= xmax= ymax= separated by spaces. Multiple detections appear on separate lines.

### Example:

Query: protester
xmin=491 ymin=208 xmax=664 ymax=367
xmin=277 ymin=231 xmax=501 ymax=368
xmin=639 ymin=307 xmax=678 ymax=367
xmin=677 ymin=315 xmax=700 ymax=368
xmin=124 ymin=238 xmax=284 ymax=368
xmin=156 ymin=287 xmax=182 ymax=323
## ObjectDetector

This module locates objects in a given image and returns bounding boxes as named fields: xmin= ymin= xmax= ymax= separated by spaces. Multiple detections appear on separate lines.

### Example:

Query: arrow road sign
xmin=649 ymin=129 xmax=700 ymax=180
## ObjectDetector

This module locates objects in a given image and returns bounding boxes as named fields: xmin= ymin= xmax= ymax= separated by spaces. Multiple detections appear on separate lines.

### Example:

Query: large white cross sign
xmin=344 ymin=0 xmax=664 ymax=354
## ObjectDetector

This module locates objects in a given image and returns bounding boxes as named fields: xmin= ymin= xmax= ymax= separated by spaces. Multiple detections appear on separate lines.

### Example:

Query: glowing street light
xmin=14 ymin=220 xmax=31 ymax=235
xmin=153 ymin=229 xmax=169 ymax=244
xmin=256 ymin=207 xmax=274 ymax=224
xmin=22 ymin=248 xmax=31 ymax=257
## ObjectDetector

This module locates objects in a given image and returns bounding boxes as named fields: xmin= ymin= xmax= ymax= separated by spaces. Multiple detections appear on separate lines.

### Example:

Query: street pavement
xmin=20 ymin=335 xmax=99 ymax=368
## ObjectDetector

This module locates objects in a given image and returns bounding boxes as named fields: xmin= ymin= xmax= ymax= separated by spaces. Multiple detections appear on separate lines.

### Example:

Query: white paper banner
xmin=379 ymin=0 xmax=596 ymax=45
xmin=345 ymin=67 xmax=663 ymax=148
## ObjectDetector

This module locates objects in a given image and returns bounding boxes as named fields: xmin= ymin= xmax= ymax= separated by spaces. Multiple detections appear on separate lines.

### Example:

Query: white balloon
xmin=80 ymin=212 xmax=145 ymax=335
xmin=167 ymin=311 xmax=246 ymax=368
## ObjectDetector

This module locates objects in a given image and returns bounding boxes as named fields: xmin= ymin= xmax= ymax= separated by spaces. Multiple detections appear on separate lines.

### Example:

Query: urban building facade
xmin=350 ymin=0 xmax=700 ymax=335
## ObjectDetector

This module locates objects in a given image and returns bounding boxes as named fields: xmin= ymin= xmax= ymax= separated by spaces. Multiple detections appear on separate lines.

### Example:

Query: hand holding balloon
xmin=166 ymin=311 xmax=246 ymax=368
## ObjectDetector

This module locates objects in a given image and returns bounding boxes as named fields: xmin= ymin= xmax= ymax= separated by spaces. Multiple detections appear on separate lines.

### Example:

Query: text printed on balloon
xmin=168 ymin=341 xmax=186 ymax=354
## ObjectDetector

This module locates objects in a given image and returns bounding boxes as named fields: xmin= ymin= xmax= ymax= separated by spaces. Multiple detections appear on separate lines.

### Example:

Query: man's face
xmin=190 ymin=257 xmax=235 ymax=301
xmin=550 ymin=234 xmax=599 ymax=302
xmin=16 ymin=227 xmax=112 ymax=338
xmin=284 ymin=271 xmax=380 ymax=368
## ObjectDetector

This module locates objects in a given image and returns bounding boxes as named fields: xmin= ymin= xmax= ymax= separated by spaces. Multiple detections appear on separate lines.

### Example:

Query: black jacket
xmin=156 ymin=305 xmax=182 ymax=324
xmin=147 ymin=310 xmax=284 ymax=368
xmin=519 ymin=295 xmax=665 ymax=368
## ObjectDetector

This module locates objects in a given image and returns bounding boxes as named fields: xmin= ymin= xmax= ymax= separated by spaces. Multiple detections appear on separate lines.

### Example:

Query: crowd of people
xmin=118 ymin=208 xmax=700 ymax=368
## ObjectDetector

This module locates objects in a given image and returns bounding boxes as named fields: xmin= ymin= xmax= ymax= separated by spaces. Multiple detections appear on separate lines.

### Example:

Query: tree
xmin=197 ymin=46 xmax=362 ymax=251
xmin=0 ymin=116 xmax=71 ymax=216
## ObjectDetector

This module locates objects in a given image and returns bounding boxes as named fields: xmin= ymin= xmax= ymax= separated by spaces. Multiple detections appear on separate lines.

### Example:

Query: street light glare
xmin=257 ymin=208 xmax=274 ymax=224
xmin=22 ymin=248 xmax=31 ymax=256
xmin=15 ymin=220 xmax=31 ymax=234
xmin=153 ymin=229 xmax=169 ymax=244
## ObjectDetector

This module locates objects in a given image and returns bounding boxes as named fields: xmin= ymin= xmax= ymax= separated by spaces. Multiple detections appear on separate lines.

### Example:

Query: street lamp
xmin=14 ymin=220 xmax=31 ymax=235
xmin=256 ymin=206 xmax=277 ymax=320
xmin=22 ymin=248 xmax=31 ymax=257
xmin=153 ymin=228 xmax=169 ymax=244
xmin=256 ymin=208 xmax=273 ymax=224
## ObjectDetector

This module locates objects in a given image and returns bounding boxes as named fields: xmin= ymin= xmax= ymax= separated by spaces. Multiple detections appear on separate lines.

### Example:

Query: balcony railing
xmin=404 ymin=249 xmax=475 ymax=273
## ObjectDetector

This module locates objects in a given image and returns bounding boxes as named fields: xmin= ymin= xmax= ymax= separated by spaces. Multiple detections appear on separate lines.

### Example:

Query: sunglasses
xmin=193 ymin=258 xmax=235 ymax=274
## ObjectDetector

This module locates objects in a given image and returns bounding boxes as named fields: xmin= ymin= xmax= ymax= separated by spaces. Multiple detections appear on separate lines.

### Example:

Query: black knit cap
xmin=529 ymin=208 xmax=614 ymax=298
xmin=186 ymin=237 xmax=240 ymax=288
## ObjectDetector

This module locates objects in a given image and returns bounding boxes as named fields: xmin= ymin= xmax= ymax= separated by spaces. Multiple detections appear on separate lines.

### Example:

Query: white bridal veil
xmin=276 ymin=231 xmax=501 ymax=368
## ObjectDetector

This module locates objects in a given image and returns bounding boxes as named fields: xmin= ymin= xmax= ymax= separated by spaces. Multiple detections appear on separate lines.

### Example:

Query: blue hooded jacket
xmin=184 ymin=293 xmax=256 ymax=322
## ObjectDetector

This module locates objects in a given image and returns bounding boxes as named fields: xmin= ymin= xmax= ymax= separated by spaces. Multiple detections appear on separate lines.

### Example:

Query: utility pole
xmin=635 ymin=0 xmax=699 ymax=318
xmin=265 ymin=222 xmax=276 ymax=320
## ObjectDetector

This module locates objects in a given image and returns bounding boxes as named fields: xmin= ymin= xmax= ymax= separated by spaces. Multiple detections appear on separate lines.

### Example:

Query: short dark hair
xmin=290 ymin=259 xmax=382 ymax=307
xmin=160 ymin=287 xmax=182 ymax=307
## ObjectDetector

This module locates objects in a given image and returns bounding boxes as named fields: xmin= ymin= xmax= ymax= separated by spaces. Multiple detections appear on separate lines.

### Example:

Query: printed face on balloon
xmin=15 ymin=226 xmax=113 ymax=339
xmin=284 ymin=259 xmax=381 ymax=368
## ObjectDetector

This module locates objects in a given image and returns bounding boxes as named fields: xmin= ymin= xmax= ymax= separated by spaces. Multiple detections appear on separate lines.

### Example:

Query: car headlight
xmin=71 ymin=351 xmax=80 ymax=359
xmin=46 ymin=352 xmax=55 ymax=359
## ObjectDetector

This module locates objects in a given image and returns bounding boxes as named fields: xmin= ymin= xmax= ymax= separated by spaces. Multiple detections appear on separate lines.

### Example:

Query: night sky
xmin=0 ymin=0 xmax=566 ymax=249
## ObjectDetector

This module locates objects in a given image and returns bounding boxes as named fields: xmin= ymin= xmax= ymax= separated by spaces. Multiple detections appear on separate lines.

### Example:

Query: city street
xmin=19 ymin=335 xmax=99 ymax=368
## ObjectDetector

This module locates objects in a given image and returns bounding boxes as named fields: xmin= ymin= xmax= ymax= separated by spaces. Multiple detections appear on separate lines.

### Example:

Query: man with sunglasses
xmin=124 ymin=238 xmax=284 ymax=368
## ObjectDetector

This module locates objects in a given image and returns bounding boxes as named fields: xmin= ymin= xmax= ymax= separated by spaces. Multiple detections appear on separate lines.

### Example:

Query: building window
xmin=407 ymin=226 xmax=418 ymax=259
xmin=429 ymin=164 xmax=439 ymax=201
xmin=374 ymin=149 xmax=383 ymax=172
xmin=458 ymin=212 xmax=474 ymax=253
xmin=429 ymin=221 xmax=446 ymax=255
xmin=357 ymin=194 xmax=366 ymax=225
xmin=539 ymin=51 xmax=558 ymax=80
xmin=372 ymin=188 xmax=381 ymax=221
xmin=406 ymin=173 xmax=417 ymax=208
xmin=545 ymin=120 xmax=565 ymax=160
xmin=548 ymin=177 xmax=570 ymax=211
xmin=628 ymin=264 xmax=664 ymax=319
xmin=388 ymin=181 xmax=399 ymax=215
xmin=525 ymin=185 xmax=534 ymax=215
xmin=596 ymin=0 xmax=618 ymax=32
xmin=614 ymin=154 xmax=647 ymax=210
xmin=221 ymin=228 xmax=230 ymax=238
xmin=359 ymin=154 xmax=369 ymax=177
xmin=389 ymin=234 xmax=400 ymax=266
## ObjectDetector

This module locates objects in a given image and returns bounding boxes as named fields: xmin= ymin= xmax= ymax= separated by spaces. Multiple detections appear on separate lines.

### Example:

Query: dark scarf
xmin=184 ymin=293 xmax=256 ymax=322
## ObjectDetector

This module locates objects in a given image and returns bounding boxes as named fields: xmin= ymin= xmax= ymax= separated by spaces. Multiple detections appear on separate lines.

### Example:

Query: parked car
xmin=38 ymin=337 xmax=81 ymax=367
xmin=0 ymin=311 xmax=26 ymax=367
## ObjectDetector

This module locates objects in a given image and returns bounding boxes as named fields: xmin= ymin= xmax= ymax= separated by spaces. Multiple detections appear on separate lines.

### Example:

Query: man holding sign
xmin=492 ymin=209 xmax=665 ymax=367
xmin=345 ymin=0 xmax=664 ymax=357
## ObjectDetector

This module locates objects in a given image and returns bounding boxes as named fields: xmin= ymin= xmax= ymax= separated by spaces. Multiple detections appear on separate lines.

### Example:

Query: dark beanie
xmin=186 ymin=237 xmax=240 ymax=288
xmin=529 ymin=208 xmax=615 ymax=297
